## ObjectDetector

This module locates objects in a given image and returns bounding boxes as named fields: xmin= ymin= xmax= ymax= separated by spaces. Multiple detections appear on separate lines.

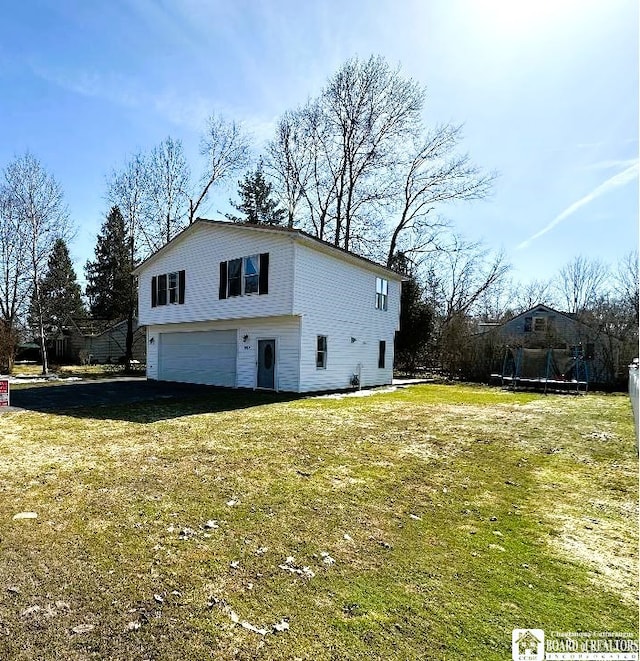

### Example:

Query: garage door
xmin=158 ymin=330 xmax=237 ymax=386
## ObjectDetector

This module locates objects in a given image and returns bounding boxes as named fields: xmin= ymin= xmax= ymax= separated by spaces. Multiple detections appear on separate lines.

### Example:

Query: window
xmin=378 ymin=340 xmax=386 ymax=369
xmin=533 ymin=317 xmax=546 ymax=332
xmin=227 ymin=258 xmax=242 ymax=297
xmin=168 ymin=271 xmax=178 ymax=304
xmin=375 ymin=277 xmax=388 ymax=311
xmin=219 ymin=253 xmax=269 ymax=299
xmin=244 ymin=255 xmax=260 ymax=294
xmin=524 ymin=317 xmax=532 ymax=332
xmin=151 ymin=270 xmax=185 ymax=307
xmin=316 ymin=335 xmax=327 ymax=369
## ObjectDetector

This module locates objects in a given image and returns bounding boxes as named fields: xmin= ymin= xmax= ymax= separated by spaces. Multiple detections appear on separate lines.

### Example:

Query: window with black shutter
xmin=152 ymin=270 xmax=186 ymax=307
xmin=219 ymin=252 xmax=269 ymax=298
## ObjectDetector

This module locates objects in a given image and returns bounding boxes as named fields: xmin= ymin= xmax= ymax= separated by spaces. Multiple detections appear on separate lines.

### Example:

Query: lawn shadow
xmin=8 ymin=379 xmax=303 ymax=422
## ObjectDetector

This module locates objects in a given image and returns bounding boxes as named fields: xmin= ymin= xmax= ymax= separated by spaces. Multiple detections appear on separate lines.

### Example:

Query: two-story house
xmin=133 ymin=219 xmax=404 ymax=392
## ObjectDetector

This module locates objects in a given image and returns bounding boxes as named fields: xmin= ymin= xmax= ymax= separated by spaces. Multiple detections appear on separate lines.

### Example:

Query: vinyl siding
xmin=146 ymin=316 xmax=301 ymax=391
xmin=137 ymin=223 xmax=295 ymax=326
xmin=292 ymin=243 xmax=402 ymax=392
xmin=137 ymin=222 xmax=402 ymax=392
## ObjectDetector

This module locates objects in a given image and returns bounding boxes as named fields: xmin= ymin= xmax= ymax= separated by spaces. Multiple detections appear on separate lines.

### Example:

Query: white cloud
xmin=517 ymin=160 xmax=639 ymax=249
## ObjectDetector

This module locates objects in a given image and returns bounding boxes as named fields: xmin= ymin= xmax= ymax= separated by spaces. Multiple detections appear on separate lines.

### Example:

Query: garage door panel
xmin=158 ymin=330 xmax=237 ymax=386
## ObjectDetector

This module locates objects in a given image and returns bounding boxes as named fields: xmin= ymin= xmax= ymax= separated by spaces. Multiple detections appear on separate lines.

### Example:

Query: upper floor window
xmin=525 ymin=314 xmax=555 ymax=332
xmin=151 ymin=270 xmax=185 ymax=307
xmin=375 ymin=277 xmax=388 ymax=311
xmin=533 ymin=317 xmax=547 ymax=332
xmin=219 ymin=253 xmax=269 ymax=299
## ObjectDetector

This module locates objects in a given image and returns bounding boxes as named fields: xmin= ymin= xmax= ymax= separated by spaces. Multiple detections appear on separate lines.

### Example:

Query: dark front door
xmin=257 ymin=339 xmax=276 ymax=389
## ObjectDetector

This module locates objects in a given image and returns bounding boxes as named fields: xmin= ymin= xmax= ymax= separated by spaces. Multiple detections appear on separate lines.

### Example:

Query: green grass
xmin=0 ymin=384 xmax=636 ymax=659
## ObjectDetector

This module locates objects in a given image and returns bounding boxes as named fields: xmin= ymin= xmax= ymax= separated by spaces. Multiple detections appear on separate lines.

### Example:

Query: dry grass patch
xmin=0 ymin=384 xmax=636 ymax=660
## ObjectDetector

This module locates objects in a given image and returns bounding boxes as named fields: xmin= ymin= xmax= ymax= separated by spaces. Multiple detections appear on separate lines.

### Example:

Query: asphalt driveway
xmin=7 ymin=378 xmax=223 ymax=413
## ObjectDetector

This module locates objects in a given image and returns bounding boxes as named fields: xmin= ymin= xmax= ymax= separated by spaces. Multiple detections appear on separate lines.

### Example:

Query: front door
xmin=257 ymin=339 xmax=276 ymax=389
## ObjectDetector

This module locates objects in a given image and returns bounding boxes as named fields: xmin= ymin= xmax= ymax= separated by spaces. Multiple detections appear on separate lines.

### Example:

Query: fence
xmin=629 ymin=362 xmax=639 ymax=447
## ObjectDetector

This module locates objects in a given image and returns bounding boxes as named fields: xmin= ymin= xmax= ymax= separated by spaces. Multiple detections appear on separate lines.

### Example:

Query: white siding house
xmin=133 ymin=220 xmax=403 ymax=393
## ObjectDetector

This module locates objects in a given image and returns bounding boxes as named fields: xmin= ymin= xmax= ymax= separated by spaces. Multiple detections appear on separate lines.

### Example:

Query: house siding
xmin=292 ymin=243 xmax=401 ymax=391
xmin=137 ymin=221 xmax=403 ymax=392
xmin=137 ymin=223 xmax=295 ymax=327
xmin=146 ymin=316 xmax=301 ymax=391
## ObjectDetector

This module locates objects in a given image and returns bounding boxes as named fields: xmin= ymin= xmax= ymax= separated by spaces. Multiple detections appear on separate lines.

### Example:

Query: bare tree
xmin=420 ymin=236 xmax=510 ymax=378
xmin=433 ymin=236 xmax=511 ymax=322
xmin=107 ymin=151 xmax=149 ymax=260
xmin=146 ymin=136 xmax=190 ymax=249
xmin=266 ymin=109 xmax=313 ymax=229
xmin=386 ymin=124 xmax=496 ymax=266
xmin=0 ymin=187 xmax=31 ymax=370
xmin=190 ymin=114 xmax=251 ymax=223
xmin=107 ymin=152 xmax=149 ymax=368
xmin=613 ymin=250 xmax=638 ymax=323
xmin=268 ymin=56 xmax=494 ymax=262
xmin=321 ymin=55 xmax=424 ymax=251
xmin=512 ymin=278 xmax=555 ymax=312
xmin=2 ymin=153 xmax=71 ymax=375
xmin=556 ymin=255 xmax=609 ymax=314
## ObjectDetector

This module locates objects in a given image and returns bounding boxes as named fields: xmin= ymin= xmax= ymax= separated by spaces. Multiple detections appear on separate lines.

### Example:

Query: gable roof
xmin=505 ymin=303 xmax=578 ymax=326
xmin=132 ymin=219 xmax=405 ymax=280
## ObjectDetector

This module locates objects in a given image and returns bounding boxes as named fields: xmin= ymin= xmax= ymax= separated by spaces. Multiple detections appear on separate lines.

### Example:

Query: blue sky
xmin=1 ymin=0 xmax=637 ymax=288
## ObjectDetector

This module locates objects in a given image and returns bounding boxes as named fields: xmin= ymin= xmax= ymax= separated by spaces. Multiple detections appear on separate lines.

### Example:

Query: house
xmin=133 ymin=219 xmax=403 ymax=392
xmin=48 ymin=318 xmax=146 ymax=365
xmin=480 ymin=304 xmax=624 ymax=387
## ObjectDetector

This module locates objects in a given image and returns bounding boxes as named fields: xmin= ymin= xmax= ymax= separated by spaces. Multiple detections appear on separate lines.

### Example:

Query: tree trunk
xmin=34 ymin=280 xmax=49 ymax=375
xmin=125 ymin=307 xmax=134 ymax=373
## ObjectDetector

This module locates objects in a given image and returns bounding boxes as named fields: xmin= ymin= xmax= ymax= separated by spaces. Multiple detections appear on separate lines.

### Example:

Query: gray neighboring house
xmin=49 ymin=318 xmax=146 ymax=365
xmin=480 ymin=304 xmax=624 ymax=386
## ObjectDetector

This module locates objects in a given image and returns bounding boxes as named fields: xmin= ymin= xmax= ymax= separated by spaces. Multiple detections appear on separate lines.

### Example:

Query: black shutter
xmin=219 ymin=261 xmax=228 ymax=299
xmin=259 ymin=252 xmax=269 ymax=295
xmin=151 ymin=276 xmax=157 ymax=308
xmin=178 ymin=270 xmax=186 ymax=304
xmin=158 ymin=274 xmax=167 ymax=306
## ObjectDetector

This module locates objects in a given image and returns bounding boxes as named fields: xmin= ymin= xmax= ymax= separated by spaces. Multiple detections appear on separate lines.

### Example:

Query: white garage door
xmin=158 ymin=330 xmax=237 ymax=386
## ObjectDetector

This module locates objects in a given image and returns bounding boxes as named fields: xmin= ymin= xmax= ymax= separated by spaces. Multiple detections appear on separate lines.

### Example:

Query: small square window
xmin=316 ymin=335 xmax=327 ymax=369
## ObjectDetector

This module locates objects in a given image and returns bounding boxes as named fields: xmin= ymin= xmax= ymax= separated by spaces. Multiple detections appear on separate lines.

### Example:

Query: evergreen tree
xmin=29 ymin=238 xmax=85 ymax=336
xmin=391 ymin=252 xmax=434 ymax=374
xmin=85 ymin=206 xmax=133 ymax=320
xmin=226 ymin=163 xmax=286 ymax=225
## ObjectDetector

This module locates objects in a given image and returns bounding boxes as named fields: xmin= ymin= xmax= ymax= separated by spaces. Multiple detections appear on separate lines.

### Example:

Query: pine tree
xmin=390 ymin=252 xmax=434 ymax=374
xmin=29 ymin=238 xmax=86 ymax=336
xmin=226 ymin=163 xmax=286 ymax=225
xmin=85 ymin=206 xmax=134 ymax=321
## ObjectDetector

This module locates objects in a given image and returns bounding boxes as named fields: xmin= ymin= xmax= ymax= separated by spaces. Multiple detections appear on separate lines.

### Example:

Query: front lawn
xmin=0 ymin=384 xmax=636 ymax=659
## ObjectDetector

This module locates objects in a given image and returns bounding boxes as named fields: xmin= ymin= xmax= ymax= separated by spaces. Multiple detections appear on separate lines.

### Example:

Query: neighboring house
xmin=480 ymin=304 xmax=623 ymax=385
xmin=133 ymin=219 xmax=403 ymax=392
xmin=48 ymin=318 xmax=146 ymax=365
